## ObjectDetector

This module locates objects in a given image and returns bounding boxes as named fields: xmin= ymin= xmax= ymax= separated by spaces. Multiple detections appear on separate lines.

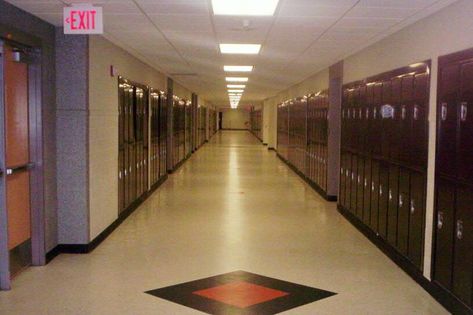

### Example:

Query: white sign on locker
xmin=63 ymin=4 xmax=103 ymax=34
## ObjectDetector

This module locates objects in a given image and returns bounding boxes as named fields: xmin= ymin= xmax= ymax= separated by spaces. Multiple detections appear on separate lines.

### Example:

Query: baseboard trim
xmin=221 ymin=128 xmax=248 ymax=131
xmin=276 ymin=153 xmax=337 ymax=202
xmin=46 ymin=174 xmax=169 ymax=263
xmin=268 ymin=147 xmax=276 ymax=151
xmin=337 ymin=204 xmax=473 ymax=315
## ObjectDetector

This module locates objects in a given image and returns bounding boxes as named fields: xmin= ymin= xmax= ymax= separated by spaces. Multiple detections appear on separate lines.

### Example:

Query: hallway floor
xmin=0 ymin=131 xmax=447 ymax=314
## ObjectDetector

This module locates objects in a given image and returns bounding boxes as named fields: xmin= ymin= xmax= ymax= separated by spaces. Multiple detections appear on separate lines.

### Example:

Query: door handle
xmin=6 ymin=162 xmax=34 ymax=175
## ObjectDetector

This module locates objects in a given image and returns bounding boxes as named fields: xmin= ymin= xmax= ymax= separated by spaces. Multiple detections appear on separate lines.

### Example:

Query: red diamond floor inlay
xmin=193 ymin=281 xmax=289 ymax=308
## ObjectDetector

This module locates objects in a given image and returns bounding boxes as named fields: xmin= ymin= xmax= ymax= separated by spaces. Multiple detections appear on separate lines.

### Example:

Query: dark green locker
xmin=452 ymin=186 xmax=473 ymax=306
xmin=387 ymin=165 xmax=399 ymax=246
xmin=397 ymin=168 xmax=410 ymax=256
xmin=378 ymin=162 xmax=389 ymax=239
xmin=370 ymin=160 xmax=380 ymax=232
xmin=434 ymin=180 xmax=455 ymax=290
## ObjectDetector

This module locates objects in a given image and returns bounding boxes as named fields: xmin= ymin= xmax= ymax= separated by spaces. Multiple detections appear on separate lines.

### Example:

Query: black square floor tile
xmin=145 ymin=270 xmax=336 ymax=314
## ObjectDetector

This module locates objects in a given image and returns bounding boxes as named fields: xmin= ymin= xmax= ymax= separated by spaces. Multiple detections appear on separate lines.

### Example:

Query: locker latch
xmin=456 ymin=220 xmax=464 ymax=240
xmin=437 ymin=211 xmax=444 ymax=230
xmin=461 ymin=102 xmax=468 ymax=122
xmin=410 ymin=200 xmax=415 ymax=215
xmin=389 ymin=189 xmax=393 ymax=201
xmin=399 ymin=194 xmax=404 ymax=207
xmin=358 ymin=175 xmax=361 ymax=184
xmin=372 ymin=181 xmax=375 ymax=191
xmin=401 ymin=106 xmax=407 ymax=120
xmin=413 ymin=105 xmax=419 ymax=120
xmin=379 ymin=184 xmax=383 ymax=196
xmin=364 ymin=178 xmax=368 ymax=187
xmin=441 ymin=103 xmax=447 ymax=121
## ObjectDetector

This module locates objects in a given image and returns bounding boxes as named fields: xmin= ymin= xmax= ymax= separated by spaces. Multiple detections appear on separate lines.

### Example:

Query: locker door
xmin=452 ymin=186 xmax=473 ymax=305
xmin=345 ymin=153 xmax=352 ymax=210
xmin=381 ymin=81 xmax=391 ymax=160
xmin=390 ymin=78 xmax=401 ymax=162
xmin=437 ymin=64 xmax=459 ymax=177
xmin=356 ymin=157 xmax=364 ymax=219
xmin=400 ymin=75 xmax=414 ymax=165
xmin=359 ymin=86 xmax=367 ymax=154
xmin=433 ymin=179 xmax=455 ymax=290
xmin=340 ymin=152 xmax=346 ymax=208
xmin=363 ymin=158 xmax=372 ymax=225
xmin=365 ymin=85 xmax=374 ymax=155
xmin=397 ymin=168 xmax=410 ymax=256
xmin=387 ymin=165 xmax=399 ymax=246
xmin=370 ymin=160 xmax=380 ymax=232
xmin=411 ymin=72 xmax=429 ymax=169
xmin=378 ymin=162 xmax=389 ymax=239
xmin=457 ymin=62 xmax=473 ymax=182
xmin=118 ymin=83 xmax=125 ymax=212
xmin=372 ymin=84 xmax=383 ymax=157
xmin=408 ymin=171 xmax=425 ymax=269
xmin=350 ymin=154 xmax=358 ymax=214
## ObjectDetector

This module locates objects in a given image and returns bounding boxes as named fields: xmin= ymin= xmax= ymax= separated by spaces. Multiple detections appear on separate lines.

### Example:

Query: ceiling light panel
xmin=224 ymin=65 xmax=254 ymax=72
xmin=212 ymin=0 xmax=279 ymax=16
xmin=220 ymin=44 xmax=261 ymax=54
xmin=227 ymin=84 xmax=246 ymax=88
xmin=228 ymin=89 xmax=245 ymax=93
xmin=226 ymin=77 xmax=249 ymax=82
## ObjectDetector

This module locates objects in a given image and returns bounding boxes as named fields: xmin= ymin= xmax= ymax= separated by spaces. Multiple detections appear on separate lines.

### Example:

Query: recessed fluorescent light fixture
xmin=226 ymin=77 xmax=248 ymax=82
xmin=227 ymin=84 xmax=246 ymax=88
xmin=224 ymin=65 xmax=253 ymax=72
xmin=229 ymin=93 xmax=243 ymax=96
xmin=220 ymin=44 xmax=261 ymax=55
xmin=212 ymin=0 xmax=279 ymax=16
xmin=228 ymin=89 xmax=244 ymax=93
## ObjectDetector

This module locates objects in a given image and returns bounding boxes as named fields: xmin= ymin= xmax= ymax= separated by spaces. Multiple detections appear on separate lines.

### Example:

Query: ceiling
xmin=6 ymin=0 xmax=458 ymax=107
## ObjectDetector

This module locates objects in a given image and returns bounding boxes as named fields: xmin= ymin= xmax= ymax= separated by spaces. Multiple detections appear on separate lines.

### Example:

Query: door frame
xmin=0 ymin=35 xmax=45 ymax=290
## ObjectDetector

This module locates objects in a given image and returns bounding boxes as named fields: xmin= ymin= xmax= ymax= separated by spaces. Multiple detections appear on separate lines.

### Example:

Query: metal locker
xmin=397 ymin=168 xmax=410 ymax=256
xmin=345 ymin=152 xmax=351 ymax=208
xmin=433 ymin=179 xmax=455 ymax=290
xmin=339 ymin=152 xmax=346 ymax=208
xmin=408 ymin=171 xmax=425 ymax=269
xmin=370 ymin=160 xmax=380 ymax=232
xmin=380 ymin=81 xmax=392 ymax=160
xmin=372 ymin=83 xmax=383 ymax=158
xmin=350 ymin=154 xmax=358 ymax=214
xmin=363 ymin=158 xmax=372 ymax=225
xmin=390 ymin=77 xmax=401 ymax=162
xmin=452 ymin=185 xmax=473 ymax=306
xmin=387 ymin=165 xmax=399 ymax=246
xmin=437 ymin=64 xmax=459 ymax=177
xmin=411 ymin=72 xmax=429 ymax=169
xmin=457 ymin=62 xmax=473 ymax=183
xmin=356 ymin=157 xmax=364 ymax=219
xmin=359 ymin=86 xmax=367 ymax=154
xmin=400 ymin=75 xmax=414 ymax=165
xmin=378 ymin=162 xmax=389 ymax=239
xmin=365 ymin=84 xmax=374 ymax=156
xmin=352 ymin=87 xmax=360 ymax=153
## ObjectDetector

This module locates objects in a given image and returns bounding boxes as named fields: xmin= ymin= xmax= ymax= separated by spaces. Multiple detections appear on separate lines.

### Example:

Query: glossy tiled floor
xmin=0 ymin=131 xmax=447 ymax=314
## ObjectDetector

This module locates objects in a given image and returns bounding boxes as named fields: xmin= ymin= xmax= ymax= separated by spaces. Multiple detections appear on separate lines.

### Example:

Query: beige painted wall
xmin=88 ymin=36 xmax=196 ymax=240
xmin=221 ymin=109 xmax=249 ymax=130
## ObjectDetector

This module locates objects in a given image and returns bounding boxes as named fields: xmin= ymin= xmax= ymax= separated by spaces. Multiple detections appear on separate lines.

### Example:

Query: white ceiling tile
xmin=335 ymin=16 xmax=402 ymax=28
xmin=357 ymin=0 xmax=439 ymax=8
xmin=149 ymin=14 xmax=212 ymax=32
xmin=278 ymin=4 xmax=351 ymax=17
xmin=136 ymin=1 xmax=209 ymax=15
xmin=346 ymin=6 xmax=417 ymax=18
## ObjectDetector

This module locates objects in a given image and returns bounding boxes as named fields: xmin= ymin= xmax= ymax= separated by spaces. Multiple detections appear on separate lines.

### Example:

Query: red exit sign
xmin=63 ymin=5 xmax=103 ymax=34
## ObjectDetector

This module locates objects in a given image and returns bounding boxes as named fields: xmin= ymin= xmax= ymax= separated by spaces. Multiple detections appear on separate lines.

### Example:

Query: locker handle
xmin=461 ymin=102 xmax=468 ymax=122
xmin=399 ymin=194 xmax=404 ymax=207
xmin=6 ymin=162 xmax=34 ymax=175
xmin=379 ymin=184 xmax=383 ymax=196
xmin=364 ymin=178 xmax=368 ymax=187
xmin=371 ymin=181 xmax=375 ymax=191
xmin=389 ymin=189 xmax=393 ymax=201
xmin=456 ymin=220 xmax=464 ymax=240
xmin=437 ymin=211 xmax=444 ymax=230
xmin=410 ymin=200 xmax=415 ymax=215
xmin=441 ymin=103 xmax=447 ymax=121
